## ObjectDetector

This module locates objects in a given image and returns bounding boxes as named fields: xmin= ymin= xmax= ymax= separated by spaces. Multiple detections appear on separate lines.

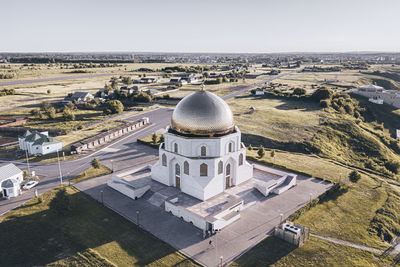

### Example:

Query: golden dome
xmin=171 ymin=90 xmax=234 ymax=136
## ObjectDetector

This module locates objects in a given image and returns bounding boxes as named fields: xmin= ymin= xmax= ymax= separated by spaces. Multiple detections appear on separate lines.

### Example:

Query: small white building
xmin=0 ymin=163 xmax=23 ymax=198
xmin=19 ymin=130 xmax=63 ymax=156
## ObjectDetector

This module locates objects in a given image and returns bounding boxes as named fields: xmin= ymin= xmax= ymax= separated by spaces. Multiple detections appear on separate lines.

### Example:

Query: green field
xmin=0 ymin=186 xmax=197 ymax=267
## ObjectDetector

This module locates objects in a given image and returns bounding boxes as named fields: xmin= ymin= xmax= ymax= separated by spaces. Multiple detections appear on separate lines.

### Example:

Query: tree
xmin=152 ymin=133 xmax=158 ymax=144
xmin=320 ymin=99 xmax=330 ymax=108
xmin=104 ymin=100 xmax=124 ymax=114
xmin=385 ymin=160 xmax=400 ymax=174
xmin=47 ymin=89 xmax=52 ymax=94
xmin=91 ymin=158 xmax=101 ymax=169
xmin=349 ymin=170 xmax=361 ymax=183
xmin=23 ymin=170 xmax=29 ymax=180
xmin=257 ymin=146 xmax=265 ymax=158
xmin=159 ymin=134 xmax=165 ymax=143
xmin=270 ymin=149 xmax=275 ymax=159
xmin=46 ymin=107 xmax=56 ymax=119
xmin=311 ymin=87 xmax=333 ymax=101
xmin=248 ymin=144 xmax=253 ymax=150
xmin=63 ymin=108 xmax=75 ymax=121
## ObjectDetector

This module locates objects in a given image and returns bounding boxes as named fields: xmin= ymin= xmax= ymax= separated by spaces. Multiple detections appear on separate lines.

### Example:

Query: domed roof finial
xmin=200 ymin=83 xmax=205 ymax=92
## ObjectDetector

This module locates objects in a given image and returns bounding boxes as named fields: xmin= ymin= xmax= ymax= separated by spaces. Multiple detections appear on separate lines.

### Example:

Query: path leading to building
xmin=310 ymin=233 xmax=384 ymax=254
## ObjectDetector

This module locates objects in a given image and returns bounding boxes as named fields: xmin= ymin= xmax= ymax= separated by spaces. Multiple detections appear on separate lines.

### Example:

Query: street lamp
xmin=309 ymin=193 xmax=312 ymax=203
xmin=56 ymin=150 xmax=63 ymax=184
xmin=25 ymin=150 xmax=31 ymax=176
xmin=215 ymin=229 xmax=220 ymax=267
xmin=136 ymin=211 xmax=140 ymax=227
xmin=280 ymin=213 xmax=284 ymax=224
xmin=100 ymin=190 xmax=104 ymax=205
xmin=111 ymin=160 xmax=114 ymax=173
xmin=220 ymin=256 xmax=223 ymax=266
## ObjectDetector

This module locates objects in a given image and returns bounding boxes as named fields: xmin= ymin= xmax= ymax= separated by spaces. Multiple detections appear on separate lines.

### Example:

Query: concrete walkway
xmin=310 ymin=233 xmax=384 ymax=254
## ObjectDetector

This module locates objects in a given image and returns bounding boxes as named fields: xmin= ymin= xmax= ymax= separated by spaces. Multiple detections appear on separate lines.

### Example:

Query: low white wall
xmin=165 ymin=201 xmax=207 ymax=230
xmin=107 ymin=179 xmax=150 ymax=200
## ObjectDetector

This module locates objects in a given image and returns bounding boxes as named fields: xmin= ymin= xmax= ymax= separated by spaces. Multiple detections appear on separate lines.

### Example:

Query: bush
xmin=104 ymin=100 xmax=124 ymax=114
xmin=349 ymin=170 xmax=361 ymax=183
xmin=23 ymin=170 xmax=29 ymax=180
xmin=159 ymin=134 xmax=165 ymax=143
xmin=91 ymin=158 xmax=101 ymax=169
xmin=47 ymin=89 xmax=52 ymax=94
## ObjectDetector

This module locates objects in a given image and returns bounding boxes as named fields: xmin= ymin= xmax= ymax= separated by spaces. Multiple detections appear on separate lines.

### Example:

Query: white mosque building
xmin=151 ymin=87 xmax=253 ymax=200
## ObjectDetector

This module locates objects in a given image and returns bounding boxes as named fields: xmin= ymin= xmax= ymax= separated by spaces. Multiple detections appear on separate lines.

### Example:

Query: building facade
xmin=19 ymin=130 xmax=62 ymax=156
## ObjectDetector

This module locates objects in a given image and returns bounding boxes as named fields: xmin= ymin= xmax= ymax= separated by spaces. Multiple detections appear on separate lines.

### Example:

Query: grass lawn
xmin=0 ymin=186 xmax=197 ymax=266
xmin=247 ymin=149 xmax=392 ymax=250
xmin=231 ymin=236 xmax=394 ymax=267
xmin=70 ymin=164 xmax=112 ymax=183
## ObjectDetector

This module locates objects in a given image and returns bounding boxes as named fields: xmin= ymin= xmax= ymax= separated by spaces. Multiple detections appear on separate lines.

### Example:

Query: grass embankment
xmin=70 ymin=164 xmax=112 ymax=183
xmin=231 ymin=236 xmax=394 ymax=267
xmin=137 ymin=133 xmax=163 ymax=149
xmin=247 ymin=148 xmax=396 ymax=250
xmin=0 ymin=186 xmax=197 ymax=266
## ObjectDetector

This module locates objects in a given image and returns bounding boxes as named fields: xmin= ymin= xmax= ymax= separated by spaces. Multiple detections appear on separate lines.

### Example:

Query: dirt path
xmin=310 ymin=233 xmax=384 ymax=254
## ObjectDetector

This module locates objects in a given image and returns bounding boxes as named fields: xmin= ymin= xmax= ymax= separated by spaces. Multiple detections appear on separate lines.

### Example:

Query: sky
xmin=1 ymin=0 xmax=400 ymax=53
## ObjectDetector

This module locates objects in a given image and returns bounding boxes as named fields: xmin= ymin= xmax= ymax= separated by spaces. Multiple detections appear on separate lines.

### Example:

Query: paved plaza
xmin=75 ymin=159 xmax=331 ymax=266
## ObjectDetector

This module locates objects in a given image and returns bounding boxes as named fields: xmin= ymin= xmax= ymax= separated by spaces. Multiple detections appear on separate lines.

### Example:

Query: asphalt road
xmin=0 ymin=70 xmax=297 ymax=215
xmin=0 ymin=73 xmax=117 ymax=87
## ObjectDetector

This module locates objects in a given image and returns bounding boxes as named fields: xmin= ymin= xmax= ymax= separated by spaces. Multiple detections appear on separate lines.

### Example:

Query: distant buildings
xmin=0 ymin=163 xmax=23 ymax=198
xmin=19 ymin=130 xmax=62 ymax=156
xmin=140 ymin=77 xmax=158 ymax=83
xmin=353 ymin=84 xmax=400 ymax=108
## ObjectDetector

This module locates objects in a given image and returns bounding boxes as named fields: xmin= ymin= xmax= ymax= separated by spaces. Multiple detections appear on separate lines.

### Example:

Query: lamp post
xmin=25 ymin=150 xmax=31 ymax=176
xmin=309 ymin=193 xmax=312 ymax=203
xmin=220 ymin=256 xmax=223 ymax=267
xmin=136 ymin=211 xmax=140 ymax=228
xmin=56 ymin=150 xmax=63 ymax=184
xmin=111 ymin=160 xmax=114 ymax=173
xmin=280 ymin=213 xmax=284 ymax=224
xmin=100 ymin=190 xmax=104 ymax=205
xmin=215 ymin=229 xmax=220 ymax=267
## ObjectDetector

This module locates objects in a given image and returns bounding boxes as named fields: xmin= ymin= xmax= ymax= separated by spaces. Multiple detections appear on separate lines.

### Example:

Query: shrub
xmin=159 ymin=134 xmax=165 ymax=143
xmin=23 ymin=170 xmax=29 ymax=180
xmin=248 ymin=144 xmax=253 ymax=150
xmin=47 ymin=89 xmax=52 ymax=94
xmin=91 ymin=158 xmax=101 ymax=169
xmin=349 ymin=170 xmax=361 ymax=183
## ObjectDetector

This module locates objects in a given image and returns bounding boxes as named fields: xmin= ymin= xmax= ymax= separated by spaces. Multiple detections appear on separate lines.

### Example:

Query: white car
xmin=23 ymin=181 xmax=38 ymax=190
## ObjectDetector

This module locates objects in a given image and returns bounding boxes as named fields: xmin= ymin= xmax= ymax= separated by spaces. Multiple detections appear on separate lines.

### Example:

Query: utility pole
xmin=56 ymin=150 xmax=63 ymax=184
xmin=25 ymin=150 xmax=31 ymax=176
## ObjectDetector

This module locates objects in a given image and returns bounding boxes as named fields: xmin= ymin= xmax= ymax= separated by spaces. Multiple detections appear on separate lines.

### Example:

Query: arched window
xmin=218 ymin=161 xmax=223 ymax=174
xmin=184 ymin=161 xmax=189 ymax=175
xmin=201 ymin=146 xmax=206 ymax=156
xmin=175 ymin=163 xmax=180 ymax=175
xmin=200 ymin=163 xmax=208 ymax=176
xmin=239 ymin=154 xmax=243 ymax=166
xmin=174 ymin=143 xmax=178 ymax=153
xmin=162 ymin=153 xmax=167 ymax=166
xmin=226 ymin=164 xmax=231 ymax=175
xmin=228 ymin=142 xmax=233 ymax=152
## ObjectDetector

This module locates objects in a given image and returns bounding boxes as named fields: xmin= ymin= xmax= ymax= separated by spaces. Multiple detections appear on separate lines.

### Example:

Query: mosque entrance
xmin=175 ymin=163 xmax=181 ymax=190
xmin=225 ymin=163 xmax=231 ymax=188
